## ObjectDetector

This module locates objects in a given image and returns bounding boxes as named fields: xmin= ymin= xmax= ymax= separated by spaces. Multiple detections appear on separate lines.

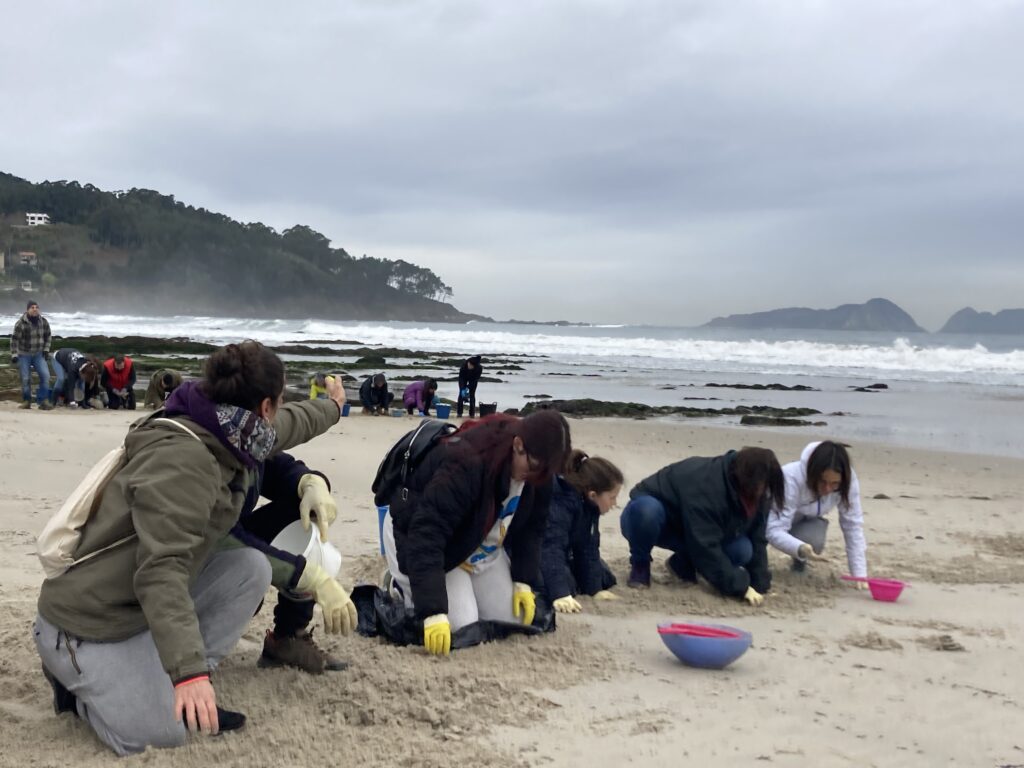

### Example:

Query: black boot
xmin=216 ymin=706 xmax=246 ymax=732
xmin=41 ymin=664 xmax=78 ymax=717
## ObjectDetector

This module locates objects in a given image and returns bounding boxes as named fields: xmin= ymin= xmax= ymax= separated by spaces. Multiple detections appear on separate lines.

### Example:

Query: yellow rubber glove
xmin=423 ymin=614 xmax=451 ymax=655
xmin=797 ymin=543 xmax=829 ymax=563
xmin=593 ymin=589 xmax=619 ymax=601
xmin=553 ymin=595 xmax=582 ymax=614
xmin=743 ymin=586 xmax=765 ymax=606
xmin=297 ymin=474 xmax=336 ymax=542
xmin=297 ymin=562 xmax=357 ymax=635
xmin=512 ymin=582 xmax=536 ymax=626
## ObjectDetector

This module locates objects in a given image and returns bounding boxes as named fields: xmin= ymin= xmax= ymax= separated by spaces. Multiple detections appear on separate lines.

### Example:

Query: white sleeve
xmin=838 ymin=470 xmax=868 ymax=578
xmin=766 ymin=476 xmax=806 ymax=559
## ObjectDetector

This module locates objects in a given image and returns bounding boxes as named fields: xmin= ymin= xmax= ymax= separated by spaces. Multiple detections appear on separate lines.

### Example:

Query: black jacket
xmin=540 ymin=476 xmax=615 ymax=600
xmin=390 ymin=432 xmax=551 ymax=619
xmin=458 ymin=358 xmax=483 ymax=392
xmin=631 ymin=451 xmax=771 ymax=596
xmin=359 ymin=375 xmax=391 ymax=408
xmin=54 ymin=348 xmax=100 ymax=405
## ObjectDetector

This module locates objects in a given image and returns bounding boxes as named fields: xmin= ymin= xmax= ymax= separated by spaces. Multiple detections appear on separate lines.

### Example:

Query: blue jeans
xmin=620 ymin=494 xmax=752 ymax=567
xmin=17 ymin=352 xmax=50 ymax=403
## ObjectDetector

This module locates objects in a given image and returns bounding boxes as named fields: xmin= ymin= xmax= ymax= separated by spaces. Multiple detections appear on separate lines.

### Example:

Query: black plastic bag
xmin=352 ymin=583 xmax=556 ymax=650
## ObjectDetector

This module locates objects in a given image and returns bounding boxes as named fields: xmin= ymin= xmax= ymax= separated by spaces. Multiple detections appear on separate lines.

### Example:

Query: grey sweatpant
xmin=33 ymin=547 xmax=272 ymax=756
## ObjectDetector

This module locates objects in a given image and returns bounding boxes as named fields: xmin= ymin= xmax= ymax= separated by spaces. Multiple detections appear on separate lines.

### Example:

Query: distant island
xmin=939 ymin=307 xmax=1024 ymax=334
xmin=705 ymin=298 xmax=926 ymax=333
xmin=0 ymin=172 xmax=487 ymax=322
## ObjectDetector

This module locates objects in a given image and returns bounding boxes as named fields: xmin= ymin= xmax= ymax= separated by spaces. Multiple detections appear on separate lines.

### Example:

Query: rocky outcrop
xmin=939 ymin=307 xmax=1024 ymax=334
xmin=705 ymin=298 xmax=925 ymax=332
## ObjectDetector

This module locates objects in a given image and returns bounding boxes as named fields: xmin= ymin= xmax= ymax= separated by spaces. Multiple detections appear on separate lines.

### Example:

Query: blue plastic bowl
xmin=657 ymin=622 xmax=753 ymax=669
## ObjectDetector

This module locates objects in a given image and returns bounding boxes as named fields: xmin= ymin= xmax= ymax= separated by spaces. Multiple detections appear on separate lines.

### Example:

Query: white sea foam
xmin=37 ymin=312 xmax=1024 ymax=387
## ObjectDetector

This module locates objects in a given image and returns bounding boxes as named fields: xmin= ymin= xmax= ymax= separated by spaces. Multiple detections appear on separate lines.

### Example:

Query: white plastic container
xmin=270 ymin=520 xmax=342 ymax=579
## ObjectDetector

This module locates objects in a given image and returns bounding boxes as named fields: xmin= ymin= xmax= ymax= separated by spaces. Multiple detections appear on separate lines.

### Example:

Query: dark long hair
xmin=730 ymin=447 xmax=784 ymax=516
xmin=202 ymin=340 xmax=284 ymax=412
xmin=451 ymin=410 xmax=570 ymax=487
xmin=806 ymin=441 xmax=852 ymax=506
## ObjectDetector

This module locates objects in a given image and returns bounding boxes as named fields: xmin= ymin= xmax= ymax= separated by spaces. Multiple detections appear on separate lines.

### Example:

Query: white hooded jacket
xmin=767 ymin=441 xmax=867 ymax=578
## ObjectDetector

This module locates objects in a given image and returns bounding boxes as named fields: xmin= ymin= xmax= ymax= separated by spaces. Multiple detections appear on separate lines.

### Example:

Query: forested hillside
xmin=0 ymin=172 xmax=479 ymax=321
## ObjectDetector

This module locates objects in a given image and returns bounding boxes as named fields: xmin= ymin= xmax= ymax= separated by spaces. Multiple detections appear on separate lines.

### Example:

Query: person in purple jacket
xmin=402 ymin=378 xmax=438 ymax=416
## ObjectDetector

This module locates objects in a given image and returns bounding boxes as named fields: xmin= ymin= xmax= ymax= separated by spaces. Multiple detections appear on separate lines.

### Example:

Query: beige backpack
xmin=36 ymin=417 xmax=202 ymax=579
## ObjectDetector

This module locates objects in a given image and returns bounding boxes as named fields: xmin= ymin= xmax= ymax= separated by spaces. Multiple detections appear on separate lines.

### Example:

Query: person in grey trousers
xmin=33 ymin=341 xmax=347 ymax=755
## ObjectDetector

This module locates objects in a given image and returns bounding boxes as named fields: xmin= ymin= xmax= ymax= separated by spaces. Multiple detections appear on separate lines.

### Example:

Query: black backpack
xmin=371 ymin=419 xmax=458 ymax=507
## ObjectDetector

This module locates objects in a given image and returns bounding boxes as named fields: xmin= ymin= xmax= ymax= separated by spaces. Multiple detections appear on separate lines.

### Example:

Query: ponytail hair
xmin=201 ymin=340 xmax=284 ymax=412
xmin=563 ymin=449 xmax=624 ymax=499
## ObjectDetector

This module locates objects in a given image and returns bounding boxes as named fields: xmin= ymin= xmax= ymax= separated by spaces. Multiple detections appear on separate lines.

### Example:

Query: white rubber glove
xmin=743 ymin=586 xmax=765 ymax=606
xmin=593 ymin=590 xmax=619 ymax=601
xmin=297 ymin=474 xmax=336 ymax=542
xmin=553 ymin=595 xmax=582 ymax=614
xmin=297 ymin=562 xmax=357 ymax=635
xmin=797 ymin=543 xmax=829 ymax=563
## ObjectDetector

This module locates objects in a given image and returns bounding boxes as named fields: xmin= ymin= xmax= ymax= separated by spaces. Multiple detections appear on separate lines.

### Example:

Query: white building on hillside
xmin=26 ymin=212 xmax=51 ymax=226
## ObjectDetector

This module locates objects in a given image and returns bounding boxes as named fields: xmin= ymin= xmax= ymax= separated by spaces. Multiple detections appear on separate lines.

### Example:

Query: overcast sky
xmin=3 ymin=1 xmax=1022 ymax=328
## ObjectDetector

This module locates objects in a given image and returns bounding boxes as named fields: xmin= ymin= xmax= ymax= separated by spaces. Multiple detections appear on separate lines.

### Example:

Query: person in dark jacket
xmin=456 ymin=355 xmax=483 ymax=418
xmin=233 ymin=448 xmax=350 ymax=675
xmin=381 ymin=410 xmax=571 ymax=655
xmin=619 ymin=447 xmax=783 ymax=605
xmin=101 ymin=354 xmax=137 ymax=410
xmin=52 ymin=348 xmax=101 ymax=408
xmin=540 ymin=450 xmax=623 ymax=613
xmin=359 ymin=373 xmax=394 ymax=415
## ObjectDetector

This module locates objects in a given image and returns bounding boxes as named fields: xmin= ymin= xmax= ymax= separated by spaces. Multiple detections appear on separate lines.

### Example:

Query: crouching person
xmin=233 ymin=447 xmax=356 ymax=674
xmin=101 ymin=353 xmax=137 ymax=410
xmin=619 ymin=447 xmax=783 ymax=606
xmin=33 ymin=341 xmax=342 ymax=755
xmin=382 ymin=410 xmax=570 ymax=655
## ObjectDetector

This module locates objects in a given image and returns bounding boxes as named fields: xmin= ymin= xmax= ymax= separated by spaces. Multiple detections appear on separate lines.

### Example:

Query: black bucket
xmin=478 ymin=402 xmax=497 ymax=416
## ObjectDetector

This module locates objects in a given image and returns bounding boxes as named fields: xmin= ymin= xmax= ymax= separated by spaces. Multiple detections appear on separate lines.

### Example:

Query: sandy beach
xmin=1 ymin=403 xmax=1022 ymax=767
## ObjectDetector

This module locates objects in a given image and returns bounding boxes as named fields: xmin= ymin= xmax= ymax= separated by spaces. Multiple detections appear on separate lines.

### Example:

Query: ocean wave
xmin=41 ymin=313 xmax=1024 ymax=386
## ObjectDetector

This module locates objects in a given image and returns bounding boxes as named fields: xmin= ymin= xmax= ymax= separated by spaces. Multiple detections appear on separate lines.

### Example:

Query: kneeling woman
xmin=33 ymin=342 xmax=343 ymax=754
xmin=541 ymin=450 xmax=623 ymax=613
xmin=382 ymin=410 xmax=570 ymax=655
xmin=767 ymin=440 xmax=868 ymax=583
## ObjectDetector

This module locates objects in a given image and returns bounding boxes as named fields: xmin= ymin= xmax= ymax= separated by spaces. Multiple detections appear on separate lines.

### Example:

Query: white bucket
xmin=270 ymin=520 xmax=342 ymax=579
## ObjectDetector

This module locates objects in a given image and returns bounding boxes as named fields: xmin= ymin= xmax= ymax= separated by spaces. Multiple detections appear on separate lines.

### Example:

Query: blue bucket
xmin=341 ymin=403 xmax=351 ymax=417
xmin=435 ymin=404 xmax=452 ymax=419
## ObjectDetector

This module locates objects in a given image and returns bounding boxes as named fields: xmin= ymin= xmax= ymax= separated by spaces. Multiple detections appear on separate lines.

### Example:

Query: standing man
xmin=457 ymin=355 xmax=483 ymax=418
xmin=11 ymin=299 xmax=53 ymax=410
xmin=101 ymin=353 xmax=137 ymax=410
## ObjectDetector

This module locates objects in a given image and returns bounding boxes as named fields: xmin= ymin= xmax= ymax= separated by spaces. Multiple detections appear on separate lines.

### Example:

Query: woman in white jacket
xmin=767 ymin=441 xmax=868 ymax=584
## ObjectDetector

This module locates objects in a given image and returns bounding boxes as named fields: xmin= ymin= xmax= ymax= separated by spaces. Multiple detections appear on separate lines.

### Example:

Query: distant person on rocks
xmin=52 ymin=348 xmax=102 ymax=409
xmin=101 ymin=354 xmax=137 ymax=410
xmin=144 ymin=369 xmax=183 ymax=409
xmin=402 ymin=378 xmax=438 ymax=416
xmin=767 ymin=441 xmax=868 ymax=587
xmin=619 ymin=447 xmax=783 ymax=605
xmin=540 ymin=450 xmax=622 ymax=613
xmin=10 ymin=299 xmax=53 ymax=410
xmin=308 ymin=372 xmax=335 ymax=400
xmin=359 ymin=373 xmax=393 ymax=415
xmin=457 ymin=355 xmax=483 ymax=418
xmin=380 ymin=410 xmax=571 ymax=655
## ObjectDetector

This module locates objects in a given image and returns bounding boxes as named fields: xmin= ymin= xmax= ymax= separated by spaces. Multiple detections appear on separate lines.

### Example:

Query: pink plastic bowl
xmin=867 ymin=578 xmax=906 ymax=602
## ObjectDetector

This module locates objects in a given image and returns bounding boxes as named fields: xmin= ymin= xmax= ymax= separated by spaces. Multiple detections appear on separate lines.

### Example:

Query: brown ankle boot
xmin=257 ymin=629 xmax=348 ymax=675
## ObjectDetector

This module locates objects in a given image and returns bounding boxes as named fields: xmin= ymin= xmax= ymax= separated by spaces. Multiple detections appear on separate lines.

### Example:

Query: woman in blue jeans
xmin=619 ymin=447 xmax=783 ymax=605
